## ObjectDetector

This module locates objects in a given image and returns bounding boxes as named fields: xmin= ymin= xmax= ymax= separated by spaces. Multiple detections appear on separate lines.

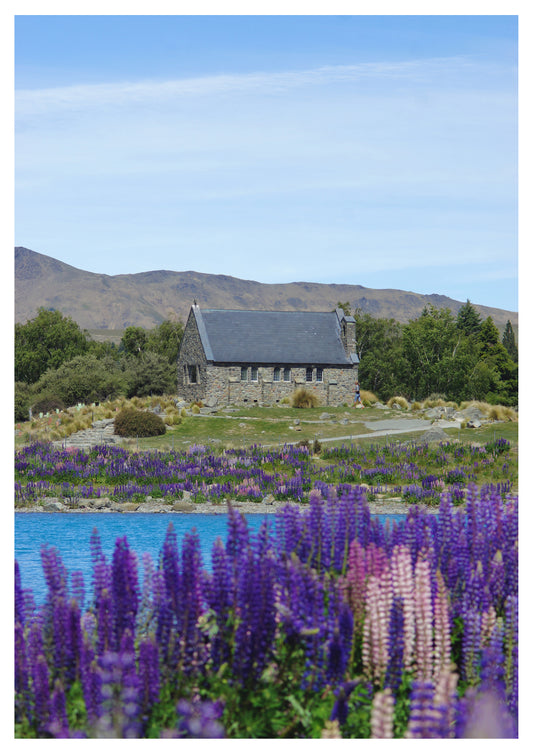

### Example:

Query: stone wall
xmin=176 ymin=311 xmax=208 ymax=403
xmin=203 ymin=364 xmax=358 ymax=407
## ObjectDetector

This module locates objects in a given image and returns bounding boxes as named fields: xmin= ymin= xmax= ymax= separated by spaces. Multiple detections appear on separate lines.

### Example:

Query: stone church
xmin=177 ymin=304 xmax=359 ymax=407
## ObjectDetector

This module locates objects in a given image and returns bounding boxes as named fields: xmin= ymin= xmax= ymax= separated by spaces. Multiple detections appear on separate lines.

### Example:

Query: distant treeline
xmin=15 ymin=309 xmax=184 ymax=421
xmin=337 ymin=299 xmax=517 ymax=408
xmin=14 ymin=301 xmax=517 ymax=422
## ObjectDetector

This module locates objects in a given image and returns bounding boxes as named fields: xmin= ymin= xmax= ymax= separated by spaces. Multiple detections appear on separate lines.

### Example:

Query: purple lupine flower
xmin=15 ymin=560 xmax=25 ymax=627
xmin=94 ymin=648 xmax=141 ymax=738
xmin=70 ymin=571 xmax=85 ymax=610
xmin=111 ymin=537 xmax=139 ymax=651
xmin=461 ymin=608 xmax=481 ymax=686
xmin=15 ymin=620 xmax=30 ymax=723
xmin=205 ymin=537 xmax=232 ymax=671
xmin=405 ymin=679 xmax=441 ymax=738
xmin=46 ymin=679 xmax=69 ymax=737
xmin=330 ymin=680 xmax=358 ymax=726
xmin=32 ymin=654 xmax=51 ymax=734
xmin=232 ymin=547 xmax=277 ymax=683
xmin=178 ymin=529 xmax=206 ymax=676
xmin=173 ymin=698 xmax=225 ymax=738
xmin=80 ymin=637 xmax=101 ymax=726
xmin=385 ymin=595 xmax=404 ymax=693
xmin=138 ymin=637 xmax=160 ymax=718
xmin=504 ymin=594 xmax=518 ymax=721
xmin=96 ymin=587 xmax=113 ymax=655
xmin=160 ymin=523 xmax=180 ymax=621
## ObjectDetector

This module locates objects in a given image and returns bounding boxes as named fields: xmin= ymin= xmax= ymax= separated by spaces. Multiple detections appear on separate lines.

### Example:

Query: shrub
xmin=114 ymin=408 xmax=166 ymax=437
xmin=291 ymin=387 xmax=320 ymax=408
xmin=386 ymin=396 xmax=409 ymax=409
xmin=32 ymin=394 xmax=66 ymax=415
xmin=191 ymin=404 xmax=201 ymax=415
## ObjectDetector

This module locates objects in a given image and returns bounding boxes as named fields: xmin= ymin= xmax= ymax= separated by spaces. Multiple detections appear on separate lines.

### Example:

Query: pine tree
xmin=502 ymin=320 xmax=518 ymax=362
xmin=456 ymin=299 xmax=482 ymax=337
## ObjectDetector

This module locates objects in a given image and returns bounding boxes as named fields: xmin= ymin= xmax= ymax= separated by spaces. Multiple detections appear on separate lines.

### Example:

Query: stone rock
xmin=204 ymin=396 xmax=218 ymax=408
xmin=43 ymin=500 xmax=66 ymax=512
xmin=421 ymin=426 xmax=448 ymax=443
xmin=461 ymin=407 xmax=486 ymax=421
xmin=425 ymin=407 xmax=443 ymax=419
xmin=262 ymin=494 xmax=276 ymax=506
xmin=181 ymin=490 xmax=193 ymax=502
xmin=467 ymin=419 xmax=482 ymax=429
xmin=391 ymin=403 xmax=403 ymax=410
xmin=320 ymin=412 xmax=332 ymax=420
xmin=340 ymin=418 xmax=349 ymax=425
xmin=293 ymin=418 xmax=300 ymax=426
xmin=373 ymin=402 xmax=387 ymax=409
xmin=171 ymin=502 xmax=196 ymax=512
xmin=120 ymin=503 xmax=140 ymax=512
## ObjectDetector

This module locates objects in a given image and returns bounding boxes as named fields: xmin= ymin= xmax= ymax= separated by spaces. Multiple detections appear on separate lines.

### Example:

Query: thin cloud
xmin=15 ymin=56 xmax=495 ymax=117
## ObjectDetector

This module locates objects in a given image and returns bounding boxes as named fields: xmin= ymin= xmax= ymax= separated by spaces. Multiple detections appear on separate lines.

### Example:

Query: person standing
xmin=354 ymin=381 xmax=363 ymax=407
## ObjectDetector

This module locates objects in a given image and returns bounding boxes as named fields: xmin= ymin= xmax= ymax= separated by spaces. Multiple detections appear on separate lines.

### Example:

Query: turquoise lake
xmin=15 ymin=512 xmax=406 ymax=605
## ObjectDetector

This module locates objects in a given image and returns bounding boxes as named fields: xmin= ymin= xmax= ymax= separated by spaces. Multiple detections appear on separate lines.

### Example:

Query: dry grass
xmin=386 ymin=396 xmax=410 ymax=410
xmin=360 ymin=389 xmax=379 ymax=405
xmin=291 ymin=387 xmax=320 ymax=408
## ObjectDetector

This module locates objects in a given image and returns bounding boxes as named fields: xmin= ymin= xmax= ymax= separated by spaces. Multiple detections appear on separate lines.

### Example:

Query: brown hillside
xmin=15 ymin=247 xmax=518 ymax=337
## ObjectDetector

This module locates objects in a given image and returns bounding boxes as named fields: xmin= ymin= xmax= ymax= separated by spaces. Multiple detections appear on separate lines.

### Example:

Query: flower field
xmin=15 ymin=484 xmax=518 ymax=738
xmin=15 ymin=437 xmax=515 ymax=507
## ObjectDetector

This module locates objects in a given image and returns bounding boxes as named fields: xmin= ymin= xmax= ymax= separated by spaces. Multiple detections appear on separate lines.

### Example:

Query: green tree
xmin=502 ymin=320 xmax=518 ymax=363
xmin=124 ymin=351 xmax=177 ymax=398
xmin=401 ymin=306 xmax=475 ymax=401
xmin=456 ymin=299 xmax=483 ymax=337
xmin=120 ymin=326 xmax=148 ymax=357
xmin=15 ymin=309 xmax=89 ymax=384
xmin=146 ymin=319 xmax=184 ymax=364
xmin=34 ymin=354 xmax=127 ymax=406
xmin=352 ymin=310 xmax=406 ymax=400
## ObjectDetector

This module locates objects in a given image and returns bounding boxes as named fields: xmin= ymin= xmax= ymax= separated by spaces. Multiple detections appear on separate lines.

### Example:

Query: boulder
xmin=424 ymin=407 xmax=443 ymax=419
xmin=467 ymin=419 xmax=482 ymax=429
xmin=420 ymin=426 xmax=449 ymax=443
xmin=373 ymin=402 xmax=387 ymax=409
xmin=262 ymin=494 xmax=276 ymax=506
xmin=43 ymin=500 xmax=66 ymax=512
xmin=170 ymin=502 xmax=196 ymax=512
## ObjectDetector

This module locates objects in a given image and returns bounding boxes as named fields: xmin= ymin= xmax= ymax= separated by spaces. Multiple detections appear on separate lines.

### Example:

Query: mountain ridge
xmin=15 ymin=247 xmax=518 ymax=336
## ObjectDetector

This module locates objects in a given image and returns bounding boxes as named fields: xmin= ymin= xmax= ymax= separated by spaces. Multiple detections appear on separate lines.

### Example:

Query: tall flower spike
xmin=413 ymin=555 xmax=433 ymax=680
xmin=390 ymin=544 xmax=415 ymax=673
xmin=433 ymin=571 xmax=451 ymax=681
xmin=370 ymin=688 xmax=395 ymax=738
xmin=111 ymin=537 xmax=139 ymax=651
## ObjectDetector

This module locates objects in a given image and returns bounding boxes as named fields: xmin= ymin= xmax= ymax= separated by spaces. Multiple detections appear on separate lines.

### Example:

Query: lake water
xmin=15 ymin=512 xmax=405 ymax=605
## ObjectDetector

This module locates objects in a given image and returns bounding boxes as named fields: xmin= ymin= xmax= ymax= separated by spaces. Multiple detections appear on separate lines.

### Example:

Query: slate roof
xmin=192 ymin=306 xmax=358 ymax=365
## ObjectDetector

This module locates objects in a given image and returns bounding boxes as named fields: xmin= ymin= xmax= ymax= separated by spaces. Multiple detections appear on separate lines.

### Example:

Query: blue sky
xmin=14 ymin=13 xmax=519 ymax=312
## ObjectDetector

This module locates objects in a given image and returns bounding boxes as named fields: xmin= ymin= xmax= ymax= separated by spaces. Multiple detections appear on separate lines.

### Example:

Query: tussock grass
xmin=386 ymin=396 xmax=410 ymax=409
xmin=360 ymin=389 xmax=379 ymax=405
xmin=291 ymin=387 xmax=320 ymax=408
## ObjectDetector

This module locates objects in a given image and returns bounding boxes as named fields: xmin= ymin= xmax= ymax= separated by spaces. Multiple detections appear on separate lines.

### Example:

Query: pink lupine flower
xmin=433 ymin=571 xmax=452 ymax=681
xmin=414 ymin=555 xmax=433 ymax=680
xmin=363 ymin=570 xmax=392 ymax=684
xmin=370 ymin=688 xmax=395 ymax=738
xmin=390 ymin=544 xmax=415 ymax=672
